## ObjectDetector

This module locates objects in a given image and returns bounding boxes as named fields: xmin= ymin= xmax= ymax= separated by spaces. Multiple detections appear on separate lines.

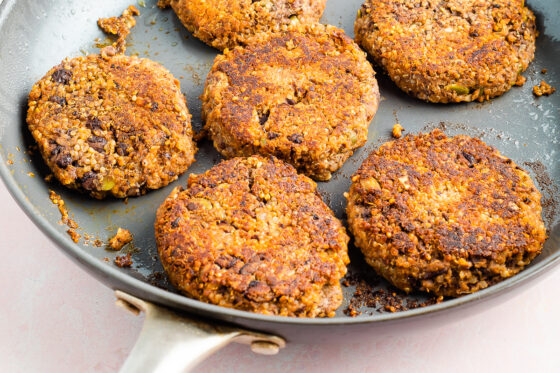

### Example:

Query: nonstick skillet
xmin=0 ymin=0 xmax=559 ymax=371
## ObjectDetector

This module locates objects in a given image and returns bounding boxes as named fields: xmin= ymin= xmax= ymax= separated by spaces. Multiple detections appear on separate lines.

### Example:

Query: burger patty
xmin=202 ymin=24 xmax=380 ymax=181
xmin=354 ymin=0 xmax=537 ymax=103
xmin=155 ymin=156 xmax=350 ymax=317
xmin=158 ymin=0 xmax=326 ymax=50
xmin=27 ymin=7 xmax=197 ymax=199
xmin=346 ymin=130 xmax=546 ymax=296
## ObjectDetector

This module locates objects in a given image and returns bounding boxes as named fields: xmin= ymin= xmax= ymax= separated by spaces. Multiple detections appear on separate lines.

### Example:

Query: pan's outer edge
xmin=1 ymin=0 xmax=560 ymax=327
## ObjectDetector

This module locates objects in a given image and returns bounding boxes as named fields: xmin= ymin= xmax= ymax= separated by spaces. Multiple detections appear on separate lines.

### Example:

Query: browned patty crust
xmin=158 ymin=0 xmax=326 ymax=51
xmin=354 ymin=0 xmax=537 ymax=103
xmin=27 ymin=54 xmax=197 ymax=199
xmin=346 ymin=130 xmax=546 ymax=296
xmin=202 ymin=24 xmax=380 ymax=181
xmin=155 ymin=156 xmax=350 ymax=317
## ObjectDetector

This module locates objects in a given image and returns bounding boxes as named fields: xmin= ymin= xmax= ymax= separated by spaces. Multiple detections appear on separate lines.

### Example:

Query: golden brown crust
xmin=155 ymin=156 xmax=350 ymax=317
xmin=202 ymin=24 xmax=380 ymax=181
xmin=346 ymin=130 xmax=546 ymax=296
xmin=27 ymin=54 xmax=197 ymax=199
xmin=159 ymin=0 xmax=326 ymax=50
xmin=354 ymin=0 xmax=537 ymax=103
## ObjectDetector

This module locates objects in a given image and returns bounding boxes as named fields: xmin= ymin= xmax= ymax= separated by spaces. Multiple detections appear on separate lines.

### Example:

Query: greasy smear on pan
xmin=524 ymin=161 xmax=559 ymax=228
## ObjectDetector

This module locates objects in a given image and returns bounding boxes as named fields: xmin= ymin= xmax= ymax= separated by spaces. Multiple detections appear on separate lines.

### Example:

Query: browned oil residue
xmin=523 ymin=161 xmax=559 ymax=228
xmin=147 ymin=271 xmax=168 ymax=290
xmin=183 ymin=65 xmax=202 ymax=86
xmin=342 ymin=272 xmax=442 ymax=317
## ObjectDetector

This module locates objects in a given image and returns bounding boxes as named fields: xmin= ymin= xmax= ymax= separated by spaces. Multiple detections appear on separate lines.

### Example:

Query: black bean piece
xmin=51 ymin=69 xmax=72 ymax=85
xmin=186 ymin=202 xmax=199 ymax=211
xmin=171 ymin=217 xmax=181 ymax=228
xmin=361 ymin=211 xmax=372 ymax=220
xmin=87 ymin=136 xmax=107 ymax=153
xmin=50 ymin=144 xmax=63 ymax=156
xmin=55 ymin=153 xmax=73 ymax=168
xmin=400 ymin=221 xmax=415 ymax=233
xmin=239 ymin=262 xmax=258 ymax=275
xmin=461 ymin=151 xmax=476 ymax=167
xmin=80 ymin=171 xmax=97 ymax=191
xmin=116 ymin=143 xmax=129 ymax=156
xmin=287 ymin=133 xmax=303 ymax=144
xmin=86 ymin=116 xmax=102 ymax=131
xmin=258 ymin=111 xmax=270 ymax=125
xmin=49 ymin=95 xmax=67 ymax=106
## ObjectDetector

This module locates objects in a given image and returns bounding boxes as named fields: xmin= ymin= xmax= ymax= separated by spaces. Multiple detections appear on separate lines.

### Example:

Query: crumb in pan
xmin=97 ymin=5 xmax=139 ymax=56
xmin=108 ymin=228 xmax=133 ymax=250
xmin=343 ymin=275 xmax=443 ymax=316
xmin=533 ymin=80 xmax=556 ymax=96
xmin=392 ymin=123 xmax=403 ymax=139
xmin=49 ymin=190 xmax=81 ymax=243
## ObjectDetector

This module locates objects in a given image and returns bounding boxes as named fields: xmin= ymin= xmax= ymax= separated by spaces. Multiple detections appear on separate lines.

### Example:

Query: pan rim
xmin=1 ymin=0 xmax=559 ymax=326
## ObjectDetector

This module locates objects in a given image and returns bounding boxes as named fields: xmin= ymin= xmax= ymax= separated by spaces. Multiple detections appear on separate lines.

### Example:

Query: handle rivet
xmin=250 ymin=340 xmax=280 ymax=355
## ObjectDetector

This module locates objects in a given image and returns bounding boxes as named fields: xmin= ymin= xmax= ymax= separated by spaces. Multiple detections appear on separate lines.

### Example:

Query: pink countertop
xmin=1 ymin=184 xmax=559 ymax=373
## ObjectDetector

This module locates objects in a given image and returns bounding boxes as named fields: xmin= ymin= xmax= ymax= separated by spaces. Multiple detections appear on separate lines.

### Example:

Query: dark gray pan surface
xmin=0 ymin=0 xmax=559 ymax=326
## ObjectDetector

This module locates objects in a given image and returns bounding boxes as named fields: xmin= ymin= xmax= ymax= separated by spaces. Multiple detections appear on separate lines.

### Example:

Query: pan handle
xmin=114 ymin=291 xmax=286 ymax=373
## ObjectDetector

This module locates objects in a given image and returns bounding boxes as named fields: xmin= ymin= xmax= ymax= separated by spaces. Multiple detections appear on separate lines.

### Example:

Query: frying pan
xmin=1 ymin=0 xmax=559 ymax=371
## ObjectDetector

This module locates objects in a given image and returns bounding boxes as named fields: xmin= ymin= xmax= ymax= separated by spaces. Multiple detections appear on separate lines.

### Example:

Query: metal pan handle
xmin=115 ymin=291 xmax=286 ymax=373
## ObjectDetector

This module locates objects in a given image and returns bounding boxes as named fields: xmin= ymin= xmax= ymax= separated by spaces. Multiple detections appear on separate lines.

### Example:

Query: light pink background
xmin=1 ymin=184 xmax=559 ymax=373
